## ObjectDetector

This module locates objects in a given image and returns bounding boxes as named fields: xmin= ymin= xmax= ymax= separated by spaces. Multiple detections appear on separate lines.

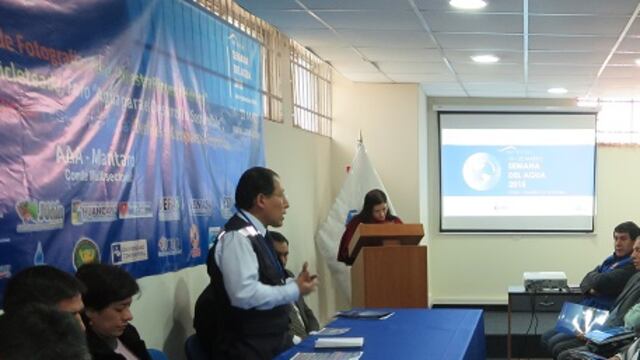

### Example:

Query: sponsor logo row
xmin=15 ymin=196 xmax=231 ymax=233
xmin=0 ymin=224 xmax=224 ymax=280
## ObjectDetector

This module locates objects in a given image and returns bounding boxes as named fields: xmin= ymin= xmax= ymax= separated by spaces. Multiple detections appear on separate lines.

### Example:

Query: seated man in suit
xmin=542 ymin=221 xmax=640 ymax=359
xmin=270 ymin=231 xmax=320 ymax=342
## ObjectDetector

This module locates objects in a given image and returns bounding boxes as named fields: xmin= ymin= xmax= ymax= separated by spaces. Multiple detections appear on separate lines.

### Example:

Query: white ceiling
xmin=234 ymin=0 xmax=640 ymax=99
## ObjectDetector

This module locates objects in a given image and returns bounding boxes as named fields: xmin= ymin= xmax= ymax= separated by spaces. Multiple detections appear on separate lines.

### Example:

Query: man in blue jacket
xmin=541 ymin=221 xmax=640 ymax=358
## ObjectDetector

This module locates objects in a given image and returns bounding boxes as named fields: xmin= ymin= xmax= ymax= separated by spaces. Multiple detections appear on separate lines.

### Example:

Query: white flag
xmin=315 ymin=142 xmax=395 ymax=301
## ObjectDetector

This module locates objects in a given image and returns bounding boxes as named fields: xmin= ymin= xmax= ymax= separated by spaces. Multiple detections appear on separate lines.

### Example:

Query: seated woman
xmin=76 ymin=263 xmax=151 ymax=360
xmin=337 ymin=189 xmax=402 ymax=265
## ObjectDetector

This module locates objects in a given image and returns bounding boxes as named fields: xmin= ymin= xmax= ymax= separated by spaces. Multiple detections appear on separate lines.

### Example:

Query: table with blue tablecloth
xmin=275 ymin=308 xmax=486 ymax=360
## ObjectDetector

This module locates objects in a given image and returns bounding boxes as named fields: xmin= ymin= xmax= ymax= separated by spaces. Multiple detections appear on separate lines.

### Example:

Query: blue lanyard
xmin=237 ymin=210 xmax=285 ymax=278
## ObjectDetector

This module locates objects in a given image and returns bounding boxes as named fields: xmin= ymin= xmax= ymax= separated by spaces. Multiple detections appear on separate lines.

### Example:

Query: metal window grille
xmin=290 ymin=41 xmax=332 ymax=137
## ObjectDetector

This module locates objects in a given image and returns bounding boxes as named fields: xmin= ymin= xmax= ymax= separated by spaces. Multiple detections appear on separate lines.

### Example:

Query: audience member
xmin=3 ymin=265 xmax=86 ymax=329
xmin=0 ymin=303 xmax=90 ymax=360
xmin=76 ymin=263 xmax=151 ymax=360
xmin=337 ymin=189 xmax=402 ymax=265
xmin=271 ymin=231 xmax=320 ymax=342
xmin=194 ymin=166 xmax=318 ymax=360
xmin=557 ymin=233 xmax=640 ymax=359
xmin=542 ymin=221 xmax=640 ymax=358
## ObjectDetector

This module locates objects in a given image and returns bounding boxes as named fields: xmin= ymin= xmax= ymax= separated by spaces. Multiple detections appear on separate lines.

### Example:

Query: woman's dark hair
xmin=357 ymin=189 xmax=396 ymax=223
xmin=235 ymin=167 xmax=279 ymax=211
xmin=75 ymin=263 xmax=139 ymax=311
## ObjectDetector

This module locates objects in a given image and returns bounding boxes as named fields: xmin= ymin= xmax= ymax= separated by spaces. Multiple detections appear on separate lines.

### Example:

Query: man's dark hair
xmin=235 ymin=166 xmax=279 ymax=211
xmin=614 ymin=221 xmax=640 ymax=240
xmin=75 ymin=263 xmax=139 ymax=311
xmin=0 ymin=303 xmax=90 ymax=360
xmin=3 ymin=265 xmax=86 ymax=313
xmin=270 ymin=231 xmax=289 ymax=245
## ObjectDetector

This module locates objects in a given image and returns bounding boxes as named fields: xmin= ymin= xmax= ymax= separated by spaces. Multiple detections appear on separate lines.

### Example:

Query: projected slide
xmin=439 ymin=112 xmax=597 ymax=232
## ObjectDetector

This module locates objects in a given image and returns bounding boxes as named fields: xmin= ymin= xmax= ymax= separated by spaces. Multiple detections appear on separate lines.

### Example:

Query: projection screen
xmin=439 ymin=110 xmax=597 ymax=232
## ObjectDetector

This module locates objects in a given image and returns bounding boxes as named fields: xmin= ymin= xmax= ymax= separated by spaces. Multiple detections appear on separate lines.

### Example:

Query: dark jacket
xmin=606 ymin=271 xmax=640 ymax=327
xmin=580 ymin=254 xmax=635 ymax=309
xmin=86 ymin=324 xmax=151 ymax=360
xmin=285 ymin=269 xmax=320 ymax=339
xmin=194 ymin=214 xmax=290 ymax=359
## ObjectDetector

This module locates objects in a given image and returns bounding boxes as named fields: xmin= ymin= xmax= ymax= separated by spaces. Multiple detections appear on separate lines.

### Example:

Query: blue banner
xmin=0 ymin=0 xmax=264 ymax=302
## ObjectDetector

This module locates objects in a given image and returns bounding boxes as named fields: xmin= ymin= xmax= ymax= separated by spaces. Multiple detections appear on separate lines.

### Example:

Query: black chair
xmin=184 ymin=334 xmax=209 ymax=360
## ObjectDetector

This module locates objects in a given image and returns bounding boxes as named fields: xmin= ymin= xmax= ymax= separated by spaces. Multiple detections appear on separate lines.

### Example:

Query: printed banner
xmin=0 ymin=0 xmax=264 ymax=302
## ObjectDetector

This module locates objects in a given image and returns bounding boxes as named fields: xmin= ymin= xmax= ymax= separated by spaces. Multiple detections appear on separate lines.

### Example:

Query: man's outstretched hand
xmin=296 ymin=261 xmax=319 ymax=296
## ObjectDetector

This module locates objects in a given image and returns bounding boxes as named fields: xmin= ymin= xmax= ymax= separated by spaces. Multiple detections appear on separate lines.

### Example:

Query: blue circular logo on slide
xmin=462 ymin=153 xmax=501 ymax=191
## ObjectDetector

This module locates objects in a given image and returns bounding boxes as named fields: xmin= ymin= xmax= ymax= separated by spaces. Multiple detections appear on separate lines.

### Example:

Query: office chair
xmin=185 ymin=334 xmax=210 ymax=360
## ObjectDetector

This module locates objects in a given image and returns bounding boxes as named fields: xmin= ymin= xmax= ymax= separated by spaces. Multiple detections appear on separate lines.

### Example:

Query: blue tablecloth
xmin=275 ymin=308 xmax=486 ymax=360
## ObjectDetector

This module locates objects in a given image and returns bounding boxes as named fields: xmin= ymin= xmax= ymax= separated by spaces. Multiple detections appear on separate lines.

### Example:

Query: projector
xmin=523 ymin=271 xmax=567 ymax=292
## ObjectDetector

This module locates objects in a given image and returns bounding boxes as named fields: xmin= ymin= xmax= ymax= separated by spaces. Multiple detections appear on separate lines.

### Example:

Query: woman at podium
xmin=337 ymin=189 xmax=402 ymax=265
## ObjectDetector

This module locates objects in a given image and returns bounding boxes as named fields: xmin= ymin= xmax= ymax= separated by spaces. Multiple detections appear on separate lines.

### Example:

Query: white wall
xmin=426 ymin=97 xmax=638 ymax=304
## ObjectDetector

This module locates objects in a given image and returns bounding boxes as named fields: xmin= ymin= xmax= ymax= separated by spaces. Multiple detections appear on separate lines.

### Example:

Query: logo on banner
xmin=190 ymin=199 xmax=213 ymax=217
xmin=220 ymin=196 xmax=234 ymax=219
xmin=33 ymin=241 xmax=45 ymax=265
xmin=158 ymin=236 xmax=182 ymax=257
xmin=118 ymin=201 xmax=153 ymax=219
xmin=159 ymin=197 xmax=180 ymax=221
xmin=73 ymin=237 xmax=101 ymax=270
xmin=190 ymin=224 xmax=201 ymax=258
xmin=111 ymin=239 xmax=148 ymax=265
xmin=71 ymin=200 xmax=118 ymax=225
xmin=0 ymin=264 xmax=11 ymax=279
xmin=16 ymin=200 xmax=64 ymax=233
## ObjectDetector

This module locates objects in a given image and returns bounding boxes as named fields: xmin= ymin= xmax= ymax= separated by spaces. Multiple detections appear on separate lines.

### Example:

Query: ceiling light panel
xmin=529 ymin=15 xmax=628 ymax=36
xmin=529 ymin=35 xmax=617 ymax=51
xmin=422 ymin=12 xmax=522 ymax=33
xmin=253 ymin=10 xmax=325 ymax=29
xmin=416 ymin=0 xmax=522 ymax=12
xmin=317 ymin=10 xmax=424 ymax=31
xmin=529 ymin=0 xmax=638 ymax=15
xmin=449 ymin=0 xmax=487 ymax=10
xmin=356 ymin=47 xmax=442 ymax=62
xmin=528 ymin=51 xmax=609 ymax=65
xmin=434 ymin=33 xmax=523 ymax=50
xmin=529 ymin=64 xmax=600 ymax=76
xmin=377 ymin=61 xmax=451 ymax=74
xmin=302 ymin=0 xmax=414 ymax=11
xmin=340 ymin=30 xmax=437 ymax=47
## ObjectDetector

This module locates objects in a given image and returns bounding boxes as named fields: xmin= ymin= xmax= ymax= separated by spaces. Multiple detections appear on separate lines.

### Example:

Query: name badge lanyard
xmin=238 ymin=209 xmax=285 ymax=279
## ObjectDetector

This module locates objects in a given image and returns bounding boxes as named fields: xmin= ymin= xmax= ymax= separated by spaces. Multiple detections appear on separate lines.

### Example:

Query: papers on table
xmin=314 ymin=337 xmax=364 ymax=349
xmin=290 ymin=351 xmax=363 ymax=360
xmin=311 ymin=327 xmax=351 ymax=336
xmin=336 ymin=309 xmax=394 ymax=319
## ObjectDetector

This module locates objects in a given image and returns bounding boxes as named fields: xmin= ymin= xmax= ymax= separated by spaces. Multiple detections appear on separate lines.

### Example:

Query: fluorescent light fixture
xmin=450 ymin=0 xmax=487 ymax=9
xmin=471 ymin=54 xmax=499 ymax=63
xmin=548 ymin=87 xmax=568 ymax=95
xmin=635 ymin=58 xmax=640 ymax=66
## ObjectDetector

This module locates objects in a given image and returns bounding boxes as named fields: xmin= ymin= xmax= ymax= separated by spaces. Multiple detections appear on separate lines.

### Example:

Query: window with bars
xmin=596 ymin=101 xmax=640 ymax=145
xmin=290 ymin=42 xmax=332 ymax=137
xmin=193 ymin=0 xmax=284 ymax=122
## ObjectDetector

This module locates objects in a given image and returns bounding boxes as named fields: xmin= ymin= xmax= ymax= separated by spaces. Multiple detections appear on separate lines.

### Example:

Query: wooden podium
xmin=348 ymin=223 xmax=427 ymax=308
